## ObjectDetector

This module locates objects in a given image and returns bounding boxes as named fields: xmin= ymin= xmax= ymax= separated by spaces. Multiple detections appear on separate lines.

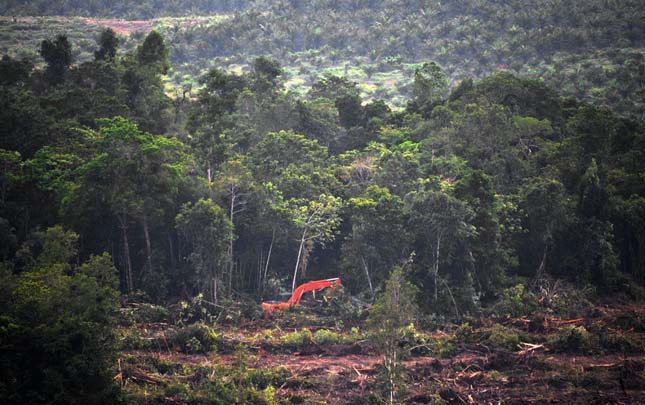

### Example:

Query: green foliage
xmin=165 ymin=383 xmax=191 ymax=401
xmin=487 ymin=324 xmax=521 ymax=351
xmin=0 ymin=226 xmax=122 ymax=404
xmin=40 ymin=34 xmax=72 ymax=85
xmin=280 ymin=328 xmax=313 ymax=348
xmin=412 ymin=61 xmax=449 ymax=115
xmin=175 ymin=198 xmax=233 ymax=299
xmin=492 ymin=284 xmax=538 ymax=317
xmin=137 ymin=30 xmax=169 ymax=74
xmin=313 ymin=329 xmax=343 ymax=345
xmin=549 ymin=325 xmax=592 ymax=353
xmin=433 ymin=335 xmax=457 ymax=358
xmin=367 ymin=267 xmax=418 ymax=403
xmin=172 ymin=323 xmax=219 ymax=354
xmin=95 ymin=28 xmax=119 ymax=61
xmin=120 ymin=303 xmax=171 ymax=324
xmin=598 ymin=332 xmax=643 ymax=354
xmin=0 ymin=20 xmax=642 ymax=404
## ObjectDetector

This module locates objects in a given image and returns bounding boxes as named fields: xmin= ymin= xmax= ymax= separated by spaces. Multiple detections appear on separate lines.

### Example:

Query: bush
xmin=123 ymin=303 xmax=171 ymax=324
xmin=0 ymin=233 xmax=123 ymax=404
xmin=165 ymin=383 xmax=191 ymax=401
xmin=455 ymin=322 xmax=474 ymax=342
xmin=433 ymin=335 xmax=457 ymax=358
xmin=313 ymin=329 xmax=343 ymax=345
xmin=244 ymin=367 xmax=289 ymax=389
xmin=280 ymin=329 xmax=313 ymax=348
xmin=173 ymin=323 xmax=219 ymax=353
xmin=549 ymin=325 xmax=592 ymax=353
xmin=175 ymin=293 xmax=221 ymax=325
xmin=319 ymin=285 xmax=364 ymax=322
xmin=491 ymin=283 xmax=537 ymax=317
xmin=487 ymin=324 xmax=520 ymax=351
xmin=598 ymin=332 xmax=642 ymax=353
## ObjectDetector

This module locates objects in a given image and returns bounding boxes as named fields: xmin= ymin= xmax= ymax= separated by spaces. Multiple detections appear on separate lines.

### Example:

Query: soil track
xmin=81 ymin=18 xmax=153 ymax=35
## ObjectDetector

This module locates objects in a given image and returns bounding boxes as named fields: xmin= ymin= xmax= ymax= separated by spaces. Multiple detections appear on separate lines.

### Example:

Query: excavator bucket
xmin=262 ymin=278 xmax=341 ymax=313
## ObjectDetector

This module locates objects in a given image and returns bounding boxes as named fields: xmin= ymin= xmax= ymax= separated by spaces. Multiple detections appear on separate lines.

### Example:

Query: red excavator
xmin=261 ymin=278 xmax=341 ymax=313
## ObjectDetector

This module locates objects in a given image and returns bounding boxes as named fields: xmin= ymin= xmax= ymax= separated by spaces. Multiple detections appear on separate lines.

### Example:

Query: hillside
xmin=0 ymin=0 xmax=643 ymax=115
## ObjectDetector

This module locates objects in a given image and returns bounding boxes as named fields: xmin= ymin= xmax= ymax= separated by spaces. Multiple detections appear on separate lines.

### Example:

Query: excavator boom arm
xmin=262 ymin=278 xmax=341 ymax=312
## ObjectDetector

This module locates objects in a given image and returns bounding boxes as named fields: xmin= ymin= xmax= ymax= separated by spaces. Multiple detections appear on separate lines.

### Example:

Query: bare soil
xmin=120 ymin=303 xmax=645 ymax=404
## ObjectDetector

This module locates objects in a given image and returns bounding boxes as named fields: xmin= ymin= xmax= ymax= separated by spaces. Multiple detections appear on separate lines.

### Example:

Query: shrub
xmin=126 ymin=303 xmax=171 ymax=323
xmin=244 ymin=367 xmax=289 ymax=389
xmin=487 ymin=324 xmax=520 ymax=351
xmin=598 ymin=332 xmax=642 ymax=353
xmin=280 ymin=329 xmax=313 ymax=347
xmin=165 ymin=383 xmax=191 ymax=401
xmin=455 ymin=322 xmax=474 ymax=342
xmin=175 ymin=293 xmax=221 ymax=325
xmin=173 ymin=323 xmax=219 ymax=353
xmin=549 ymin=325 xmax=592 ymax=353
xmin=492 ymin=283 xmax=537 ymax=317
xmin=120 ymin=328 xmax=149 ymax=350
xmin=313 ymin=329 xmax=343 ymax=345
xmin=433 ymin=336 xmax=457 ymax=358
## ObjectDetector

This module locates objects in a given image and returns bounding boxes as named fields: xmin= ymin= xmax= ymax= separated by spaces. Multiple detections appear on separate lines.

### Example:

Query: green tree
xmin=407 ymin=187 xmax=474 ymax=307
xmin=288 ymin=194 xmax=342 ymax=292
xmin=136 ymin=30 xmax=169 ymax=74
xmin=367 ymin=266 xmax=418 ymax=404
xmin=251 ymin=55 xmax=283 ymax=96
xmin=518 ymin=177 xmax=569 ymax=278
xmin=213 ymin=157 xmax=255 ymax=293
xmin=0 ymin=55 xmax=31 ymax=86
xmin=454 ymin=170 xmax=507 ymax=298
xmin=342 ymin=185 xmax=411 ymax=297
xmin=94 ymin=28 xmax=119 ymax=61
xmin=411 ymin=61 xmax=448 ymax=116
xmin=39 ymin=34 xmax=72 ymax=86
xmin=0 ymin=226 xmax=122 ymax=404
xmin=65 ymin=117 xmax=185 ymax=293
xmin=175 ymin=198 xmax=233 ymax=302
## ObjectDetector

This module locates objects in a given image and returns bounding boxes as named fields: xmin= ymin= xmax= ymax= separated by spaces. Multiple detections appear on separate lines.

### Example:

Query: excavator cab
xmin=262 ymin=278 xmax=341 ymax=313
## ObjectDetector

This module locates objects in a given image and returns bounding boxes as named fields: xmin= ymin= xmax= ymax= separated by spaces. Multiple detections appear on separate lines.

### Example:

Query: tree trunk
xmin=434 ymin=233 xmax=442 ymax=302
xmin=537 ymin=229 xmax=550 ymax=278
xmin=360 ymin=255 xmax=374 ymax=300
xmin=119 ymin=213 xmax=134 ymax=293
xmin=537 ymin=243 xmax=548 ymax=278
xmin=142 ymin=213 xmax=152 ymax=274
xmin=292 ymin=227 xmax=308 ymax=293
xmin=168 ymin=234 xmax=176 ymax=268
xmin=228 ymin=187 xmax=236 ymax=295
xmin=261 ymin=228 xmax=275 ymax=297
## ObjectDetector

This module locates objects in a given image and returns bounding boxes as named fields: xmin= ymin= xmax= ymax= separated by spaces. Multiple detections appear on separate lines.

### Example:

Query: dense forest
xmin=1 ymin=2 xmax=644 ymax=404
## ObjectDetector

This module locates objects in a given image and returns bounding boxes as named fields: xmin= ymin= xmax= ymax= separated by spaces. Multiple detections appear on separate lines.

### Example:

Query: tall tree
xmin=407 ymin=188 xmax=474 ymax=304
xmin=411 ymin=61 xmax=448 ymax=116
xmin=288 ymin=194 xmax=342 ymax=292
xmin=94 ymin=28 xmax=119 ymax=61
xmin=39 ymin=34 xmax=72 ymax=86
xmin=136 ymin=30 xmax=169 ymax=74
xmin=65 ymin=117 xmax=185 ymax=293
xmin=175 ymin=198 xmax=233 ymax=302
